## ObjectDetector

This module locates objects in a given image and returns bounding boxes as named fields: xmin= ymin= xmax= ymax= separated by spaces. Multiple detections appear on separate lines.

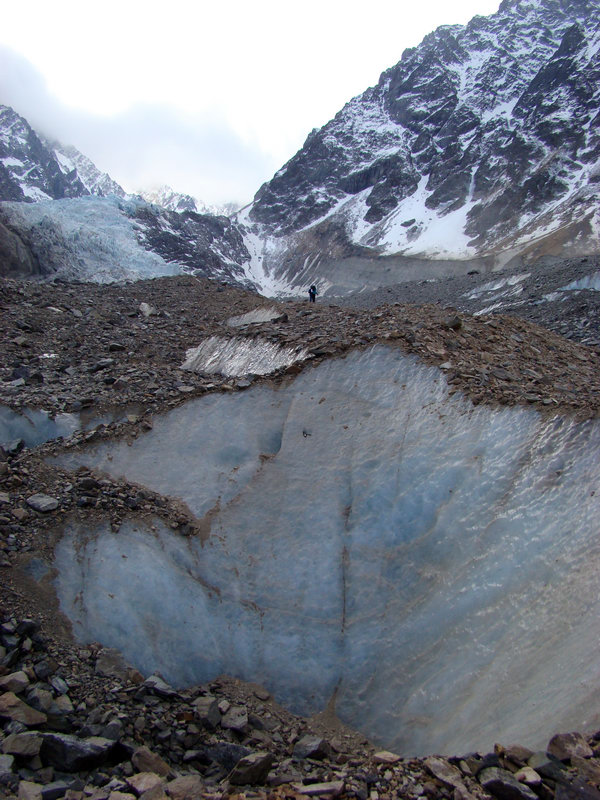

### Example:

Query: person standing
xmin=308 ymin=284 xmax=317 ymax=303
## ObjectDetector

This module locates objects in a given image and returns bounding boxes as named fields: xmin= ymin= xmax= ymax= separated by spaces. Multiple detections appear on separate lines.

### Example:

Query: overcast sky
xmin=1 ymin=0 xmax=499 ymax=207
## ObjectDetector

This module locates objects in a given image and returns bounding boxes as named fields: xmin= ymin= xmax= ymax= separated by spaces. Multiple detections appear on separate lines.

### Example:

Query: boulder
xmin=2 ymin=732 xmax=42 ymax=757
xmin=293 ymin=734 xmax=332 ymax=761
xmin=220 ymin=705 xmax=248 ymax=732
xmin=547 ymin=732 xmax=593 ymax=761
xmin=0 ymin=692 xmax=47 ymax=726
xmin=125 ymin=772 xmax=164 ymax=796
xmin=25 ymin=494 xmax=59 ymax=513
xmin=165 ymin=774 xmax=204 ymax=800
xmin=131 ymin=746 xmax=170 ymax=777
xmin=40 ymin=733 xmax=115 ymax=772
xmin=193 ymin=695 xmax=220 ymax=729
xmin=479 ymin=766 xmax=538 ymax=800
xmin=228 ymin=751 xmax=274 ymax=785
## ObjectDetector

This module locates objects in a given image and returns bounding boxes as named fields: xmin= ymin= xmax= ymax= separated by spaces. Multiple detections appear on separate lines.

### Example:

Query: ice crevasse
xmin=52 ymin=345 xmax=600 ymax=756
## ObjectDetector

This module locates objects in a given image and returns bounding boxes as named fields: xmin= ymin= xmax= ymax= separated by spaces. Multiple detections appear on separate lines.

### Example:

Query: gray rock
xmin=131 ymin=746 xmax=170 ymax=777
xmin=49 ymin=676 xmax=69 ymax=696
xmin=40 ymin=779 xmax=76 ymax=800
xmin=2 ymin=732 xmax=42 ymax=757
xmin=0 ymin=692 xmax=47 ymax=726
xmin=293 ymin=734 xmax=333 ymax=761
xmin=425 ymin=756 xmax=466 ymax=789
xmin=229 ymin=751 xmax=274 ymax=785
xmin=142 ymin=675 xmax=178 ymax=698
xmin=193 ymin=695 xmax=221 ymax=729
xmin=0 ymin=752 xmax=15 ymax=775
xmin=0 ymin=670 xmax=30 ymax=694
xmin=25 ymin=494 xmax=59 ymax=513
xmin=527 ymin=751 xmax=568 ymax=782
xmin=40 ymin=733 xmax=116 ymax=772
xmin=206 ymin=742 xmax=251 ymax=771
xmin=95 ymin=647 xmax=130 ymax=681
xmin=16 ymin=781 xmax=42 ymax=800
xmin=221 ymin=705 xmax=248 ymax=732
xmin=547 ymin=732 xmax=593 ymax=761
xmin=479 ymin=766 xmax=538 ymax=800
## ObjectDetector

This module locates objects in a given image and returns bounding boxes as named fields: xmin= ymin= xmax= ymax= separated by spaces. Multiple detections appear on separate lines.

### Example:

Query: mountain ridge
xmin=239 ymin=0 xmax=600 ymax=295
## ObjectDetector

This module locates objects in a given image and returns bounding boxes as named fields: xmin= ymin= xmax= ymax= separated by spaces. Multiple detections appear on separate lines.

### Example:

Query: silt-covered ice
xmin=52 ymin=346 xmax=600 ymax=756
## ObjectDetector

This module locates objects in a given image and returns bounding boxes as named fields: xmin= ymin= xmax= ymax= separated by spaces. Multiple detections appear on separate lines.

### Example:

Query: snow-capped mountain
xmin=0 ymin=105 xmax=253 ymax=286
xmin=0 ymin=195 xmax=253 ymax=285
xmin=0 ymin=105 xmax=89 ymax=202
xmin=241 ymin=0 xmax=600 ymax=294
xmin=46 ymin=139 xmax=127 ymax=198
xmin=136 ymin=185 xmax=239 ymax=217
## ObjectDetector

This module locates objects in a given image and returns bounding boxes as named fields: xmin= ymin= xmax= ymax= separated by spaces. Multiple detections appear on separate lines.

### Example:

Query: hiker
xmin=308 ymin=284 xmax=317 ymax=303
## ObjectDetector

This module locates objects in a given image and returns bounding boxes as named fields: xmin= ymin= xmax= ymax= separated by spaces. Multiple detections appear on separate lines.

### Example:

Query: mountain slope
xmin=0 ymin=105 xmax=90 ymax=202
xmin=241 ymin=0 xmax=600 ymax=295
xmin=0 ymin=195 xmax=253 ymax=285
xmin=46 ymin=139 xmax=127 ymax=198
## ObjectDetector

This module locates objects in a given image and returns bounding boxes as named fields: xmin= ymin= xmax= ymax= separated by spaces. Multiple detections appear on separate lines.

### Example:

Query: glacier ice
xmin=1 ymin=196 xmax=181 ymax=282
xmin=51 ymin=346 xmax=600 ymax=756
xmin=181 ymin=336 xmax=308 ymax=377
xmin=0 ymin=405 xmax=129 ymax=448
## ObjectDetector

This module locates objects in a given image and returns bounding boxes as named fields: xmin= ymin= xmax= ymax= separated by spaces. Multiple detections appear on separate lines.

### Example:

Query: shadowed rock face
xmin=52 ymin=347 xmax=600 ymax=756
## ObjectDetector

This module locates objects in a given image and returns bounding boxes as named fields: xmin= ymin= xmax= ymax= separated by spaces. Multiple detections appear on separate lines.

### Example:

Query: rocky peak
xmin=0 ymin=106 xmax=89 ymax=202
xmin=44 ymin=139 xmax=126 ymax=198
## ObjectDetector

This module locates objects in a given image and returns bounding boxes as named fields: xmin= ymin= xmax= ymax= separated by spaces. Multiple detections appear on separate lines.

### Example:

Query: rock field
xmin=2 ymin=273 xmax=600 ymax=799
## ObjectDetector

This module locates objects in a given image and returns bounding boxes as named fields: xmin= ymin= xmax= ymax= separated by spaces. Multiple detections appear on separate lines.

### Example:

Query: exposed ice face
xmin=0 ymin=405 xmax=129 ymax=448
xmin=0 ymin=407 xmax=80 ymax=448
xmin=52 ymin=346 xmax=600 ymax=756
xmin=181 ymin=336 xmax=308 ymax=377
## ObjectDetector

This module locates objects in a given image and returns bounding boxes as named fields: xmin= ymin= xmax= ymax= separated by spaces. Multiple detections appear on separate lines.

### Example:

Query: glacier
xmin=0 ymin=196 xmax=181 ymax=282
xmin=51 ymin=346 xmax=600 ymax=756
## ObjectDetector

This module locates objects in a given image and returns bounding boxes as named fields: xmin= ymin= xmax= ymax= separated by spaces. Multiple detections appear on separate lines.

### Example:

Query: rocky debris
xmin=547 ymin=732 xmax=594 ymax=761
xmin=336 ymin=256 xmax=600 ymax=349
xmin=1 ymin=275 xmax=599 ymax=430
xmin=2 ymin=612 xmax=600 ymax=798
xmin=2 ymin=275 xmax=600 ymax=799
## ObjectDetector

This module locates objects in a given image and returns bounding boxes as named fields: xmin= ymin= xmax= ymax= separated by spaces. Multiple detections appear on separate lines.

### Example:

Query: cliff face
xmin=241 ymin=0 xmax=600 ymax=294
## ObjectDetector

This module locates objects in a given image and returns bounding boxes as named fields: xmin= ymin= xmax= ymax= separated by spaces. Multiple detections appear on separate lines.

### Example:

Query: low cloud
xmin=0 ymin=46 xmax=280 ymax=206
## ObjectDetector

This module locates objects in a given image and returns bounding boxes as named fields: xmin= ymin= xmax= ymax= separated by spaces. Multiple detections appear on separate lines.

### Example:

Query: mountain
xmin=3 ymin=0 xmax=600 ymax=298
xmin=45 ymin=138 xmax=127 ymax=198
xmin=137 ymin=185 xmax=240 ymax=217
xmin=0 ymin=105 xmax=253 ymax=287
xmin=0 ymin=105 xmax=90 ymax=202
xmin=240 ymin=0 xmax=600 ymax=295
xmin=0 ymin=195 xmax=253 ymax=285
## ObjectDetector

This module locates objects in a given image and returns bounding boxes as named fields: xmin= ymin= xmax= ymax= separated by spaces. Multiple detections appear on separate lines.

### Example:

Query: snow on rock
xmin=240 ymin=0 xmax=600 ymax=295
xmin=52 ymin=346 xmax=600 ymax=757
